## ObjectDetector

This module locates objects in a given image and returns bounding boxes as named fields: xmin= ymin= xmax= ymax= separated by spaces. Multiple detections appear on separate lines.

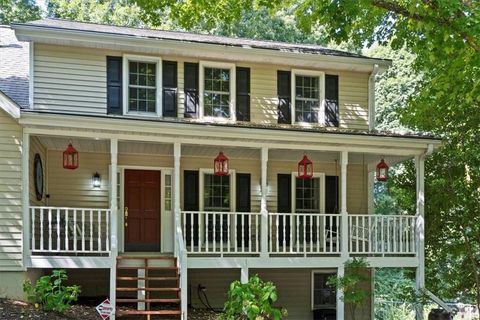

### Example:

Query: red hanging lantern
xmin=298 ymin=154 xmax=313 ymax=180
xmin=63 ymin=142 xmax=79 ymax=170
xmin=214 ymin=151 xmax=229 ymax=176
xmin=376 ymin=158 xmax=389 ymax=182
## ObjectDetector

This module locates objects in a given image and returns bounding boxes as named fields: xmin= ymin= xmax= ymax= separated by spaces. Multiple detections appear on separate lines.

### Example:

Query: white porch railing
xmin=181 ymin=211 xmax=261 ymax=255
xmin=269 ymin=213 xmax=341 ymax=255
xmin=30 ymin=206 xmax=111 ymax=254
xmin=348 ymin=214 xmax=417 ymax=255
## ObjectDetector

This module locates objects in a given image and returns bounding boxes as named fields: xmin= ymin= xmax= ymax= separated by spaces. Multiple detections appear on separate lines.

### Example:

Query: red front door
xmin=124 ymin=169 xmax=161 ymax=251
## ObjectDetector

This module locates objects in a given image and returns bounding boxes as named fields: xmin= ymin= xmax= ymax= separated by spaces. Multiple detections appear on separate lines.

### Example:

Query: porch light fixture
xmin=298 ymin=154 xmax=313 ymax=180
xmin=214 ymin=151 xmax=229 ymax=176
xmin=376 ymin=158 xmax=389 ymax=182
xmin=63 ymin=142 xmax=79 ymax=170
xmin=92 ymin=172 xmax=101 ymax=189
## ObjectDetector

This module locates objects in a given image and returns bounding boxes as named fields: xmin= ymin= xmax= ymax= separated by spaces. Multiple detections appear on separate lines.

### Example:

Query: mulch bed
xmin=0 ymin=298 xmax=220 ymax=320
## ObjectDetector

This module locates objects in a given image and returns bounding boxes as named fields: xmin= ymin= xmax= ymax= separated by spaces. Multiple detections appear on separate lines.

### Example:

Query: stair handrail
xmin=174 ymin=212 xmax=188 ymax=320
xmin=425 ymin=289 xmax=453 ymax=314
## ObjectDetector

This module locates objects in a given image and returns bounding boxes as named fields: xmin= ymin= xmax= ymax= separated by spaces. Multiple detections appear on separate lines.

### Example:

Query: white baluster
xmin=205 ymin=212 xmax=209 ymax=253
xmin=241 ymin=213 xmax=245 ymax=253
xmin=56 ymin=209 xmax=60 ymax=251
xmin=275 ymin=214 xmax=279 ymax=253
xmin=74 ymin=209 xmax=77 ymax=252
xmin=40 ymin=208 xmax=44 ymax=251
xmin=255 ymin=214 xmax=259 ymax=254
xmin=106 ymin=210 xmax=109 ymax=252
xmin=283 ymin=214 xmax=287 ymax=253
xmin=48 ymin=208 xmax=52 ymax=251
xmin=98 ymin=210 xmax=102 ymax=252
xmin=296 ymin=215 xmax=300 ymax=253
xmin=65 ymin=209 xmax=69 ymax=251
xmin=31 ymin=208 xmax=35 ymax=251
xmin=316 ymin=215 xmax=319 ymax=253
xmin=89 ymin=210 xmax=93 ymax=251
xmin=82 ymin=209 xmax=85 ymax=251
xmin=248 ymin=214 xmax=252 ymax=253
xmin=220 ymin=213 xmax=223 ymax=255
xmin=227 ymin=214 xmax=231 ymax=254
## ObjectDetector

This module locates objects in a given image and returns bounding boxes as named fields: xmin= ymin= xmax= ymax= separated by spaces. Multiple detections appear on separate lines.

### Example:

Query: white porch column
xmin=21 ymin=132 xmax=30 ymax=267
xmin=340 ymin=151 xmax=349 ymax=258
xmin=240 ymin=266 xmax=249 ymax=284
xmin=260 ymin=147 xmax=268 ymax=259
xmin=415 ymin=155 xmax=425 ymax=320
xmin=336 ymin=265 xmax=345 ymax=320
xmin=109 ymin=138 xmax=118 ymax=318
xmin=173 ymin=142 xmax=181 ymax=253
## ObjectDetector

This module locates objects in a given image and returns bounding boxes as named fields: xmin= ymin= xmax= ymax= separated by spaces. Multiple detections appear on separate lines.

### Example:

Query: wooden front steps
xmin=116 ymin=255 xmax=181 ymax=319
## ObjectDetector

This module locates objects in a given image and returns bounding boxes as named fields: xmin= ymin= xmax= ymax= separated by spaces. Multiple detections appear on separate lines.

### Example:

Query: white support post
xmin=260 ymin=147 xmax=269 ymax=258
xmin=340 ymin=151 xmax=349 ymax=258
xmin=240 ymin=265 xmax=249 ymax=284
xmin=109 ymin=138 xmax=118 ymax=319
xmin=22 ymin=132 xmax=30 ymax=268
xmin=336 ymin=265 xmax=345 ymax=320
xmin=174 ymin=142 xmax=181 ymax=253
xmin=415 ymin=155 xmax=425 ymax=320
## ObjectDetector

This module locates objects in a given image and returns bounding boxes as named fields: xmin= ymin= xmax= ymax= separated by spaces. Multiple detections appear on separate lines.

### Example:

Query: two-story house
xmin=0 ymin=19 xmax=441 ymax=320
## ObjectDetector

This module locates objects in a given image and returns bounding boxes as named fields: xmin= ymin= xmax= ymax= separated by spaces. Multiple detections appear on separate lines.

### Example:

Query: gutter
xmin=368 ymin=64 xmax=380 ymax=131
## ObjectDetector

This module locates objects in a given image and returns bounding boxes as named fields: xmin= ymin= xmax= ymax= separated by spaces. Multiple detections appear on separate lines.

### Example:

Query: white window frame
xmin=123 ymin=54 xmax=162 ymax=117
xmin=311 ymin=269 xmax=337 ymax=310
xmin=291 ymin=172 xmax=326 ymax=214
xmin=199 ymin=168 xmax=236 ymax=212
xmin=291 ymin=69 xmax=325 ymax=125
xmin=199 ymin=61 xmax=236 ymax=122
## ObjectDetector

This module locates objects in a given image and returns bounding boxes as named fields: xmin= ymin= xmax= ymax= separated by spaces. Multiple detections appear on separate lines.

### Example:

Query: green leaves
xmin=221 ymin=275 xmax=286 ymax=320
xmin=23 ymin=269 xmax=81 ymax=313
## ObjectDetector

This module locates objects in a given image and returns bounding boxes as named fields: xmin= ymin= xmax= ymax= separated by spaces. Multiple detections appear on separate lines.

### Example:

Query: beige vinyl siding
xmin=33 ymin=44 xmax=370 ymax=129
xmin=29 ymin=136 xmax=47 ymax=206
xmin=188 ymin=268 xmax=240 ymax=308
xmin=34 ymin=44 xmax=107 ymax=115
xmin=0 ymin=110 xmax=23 ymax=270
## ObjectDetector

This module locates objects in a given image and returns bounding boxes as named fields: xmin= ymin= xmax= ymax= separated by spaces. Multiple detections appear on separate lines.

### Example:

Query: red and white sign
xmin=96 ymin=299 xmax=114 ymax=320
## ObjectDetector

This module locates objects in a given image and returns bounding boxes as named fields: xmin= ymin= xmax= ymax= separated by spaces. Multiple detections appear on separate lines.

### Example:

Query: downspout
xmin=368 ymin=64 xmax=380 ymax=131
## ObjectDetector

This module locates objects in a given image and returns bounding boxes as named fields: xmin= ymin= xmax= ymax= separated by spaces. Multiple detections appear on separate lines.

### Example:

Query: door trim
xmin=118 ymin=165 xmax=173 ymax=253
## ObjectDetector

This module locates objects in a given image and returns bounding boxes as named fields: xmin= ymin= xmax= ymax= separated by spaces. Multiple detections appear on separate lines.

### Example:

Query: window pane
xmin=128 ymin=61 xmax=157 ymax=113
xmin=204 ymin=67 xmax=231 ymax=118
xmin=295 ymin=75 xmax=320 ymax=123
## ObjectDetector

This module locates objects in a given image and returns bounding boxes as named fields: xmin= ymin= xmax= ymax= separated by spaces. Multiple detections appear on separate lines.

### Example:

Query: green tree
xmin=0 ymin=0 xmax=42 ymax=24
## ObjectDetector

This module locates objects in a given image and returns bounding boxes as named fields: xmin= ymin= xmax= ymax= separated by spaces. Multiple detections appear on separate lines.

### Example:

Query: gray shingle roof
xmin=19 ymin=18 xmax=387 ymax=62
xmin=0 ymin=26 xmax=29 ymax=109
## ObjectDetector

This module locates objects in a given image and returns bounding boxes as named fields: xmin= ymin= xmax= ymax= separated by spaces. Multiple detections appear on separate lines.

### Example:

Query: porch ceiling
xmin=37 ymin=136 xmax=410 ymax=167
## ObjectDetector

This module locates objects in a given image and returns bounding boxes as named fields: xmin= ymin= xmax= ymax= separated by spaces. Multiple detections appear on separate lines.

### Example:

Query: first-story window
xmin=203 ymin=173 xmax=230 ymax=243
xmin=128 ymin=60 xmax=157 ymax=113
xmin=295 ymin=75 xmax=320 ymax=123
xmin=296 ymin=177 xmax=320 ymax=213
xmin=312 ymin=272 xmax=336 ymax=312
xmin=204 ymin=67 xmax=231 ymax=118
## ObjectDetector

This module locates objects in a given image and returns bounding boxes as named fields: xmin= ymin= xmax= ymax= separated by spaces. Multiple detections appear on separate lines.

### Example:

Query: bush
xmin=23 ymin=269 xmax=81 ymax=313
xmin=221 ymin=275 xmax=287 ymax=320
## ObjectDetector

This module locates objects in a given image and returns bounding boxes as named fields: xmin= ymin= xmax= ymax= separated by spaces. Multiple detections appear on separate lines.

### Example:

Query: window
xmin=123 ymin=55 xmax=161 ymax=116
xmin=292 ymin=69 xmax=325 ymax=124
xmin=295 ymin=75 xmax=320 ymax=122
xmin=204 ymin=174 xmax=230 ymax=211
xmin=200 ymin=62 xmax=235 ymax=119
xmin=312 ymin=272 xmax=336 ymax=310
xmin=296 ymin=177 xmax=320 ymax=213
xmin=164 ymin=174 xmax=172 ymax=211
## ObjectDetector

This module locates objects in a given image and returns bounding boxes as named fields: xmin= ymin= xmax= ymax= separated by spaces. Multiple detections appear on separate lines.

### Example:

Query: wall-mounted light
xmin=92 ymin=172 xmax=101 ymax=189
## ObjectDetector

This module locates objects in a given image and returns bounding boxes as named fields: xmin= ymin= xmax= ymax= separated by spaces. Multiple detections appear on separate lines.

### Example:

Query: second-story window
xmin=128 ymin=61 xmax=157 ymax=113
xmin=292 ymin=69 xmax=325 ymax=124
xmin=204 ymin=68 xmax=230 ymax=118
xmin=295 ymin=75 xmax=320 ymax=123
xmin=200 ymin=61 xmax=236 ymax=120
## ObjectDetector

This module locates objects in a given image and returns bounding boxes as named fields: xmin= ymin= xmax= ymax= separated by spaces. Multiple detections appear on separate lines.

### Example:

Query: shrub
xmin=221 ymin=275 xmax=287 ymax=320
xmin=23 ymin=269 xmax=81 ymax=313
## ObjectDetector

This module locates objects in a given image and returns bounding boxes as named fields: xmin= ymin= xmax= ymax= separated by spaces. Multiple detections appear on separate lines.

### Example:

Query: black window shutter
xmin=163 ymin=60 xmax=177 ymax=117
xmin=325 ymin=175 xmax=339 ymax=214
xmin=277 ymin=174 xmax=292 ymax=246
xmin=184 ymin=62 xmax=199 ymax=118
xmin=236 ymin=67 xmax=250 ymax=121
xmin=325 ymin=75 xmax=339 ymax=127
xmin=184 ymin=170 xmax=199 ymax=245
xmin=277 ymin=71 xmax=291 ymax=124
xmin=236 ymin=173 xmax=251 ymax=248
xmin=106 ymin=56 xmax=122 ymax=115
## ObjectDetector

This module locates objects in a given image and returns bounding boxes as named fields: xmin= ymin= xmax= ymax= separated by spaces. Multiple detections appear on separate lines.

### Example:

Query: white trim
xmin=21 ymin=132 xmax=30 ymax=270
xmin=311 ymin=269 xmax=337 ymax=310
xmin=291 ymin=69 xmax=325 ymax=125
xmin=199 ymin=61 xmax=236 ymax=122
xmin=29 ymin=41 xmax=34 ymax=109
xmin=368 ymin=64 xmax=380 ymax=131
xmin=291 ymin=172 xmax=326 ymax=214
xmin=122 ymin=54 xmax=162 ymax=117
xmin=0 ymin=91 xmax=21 ymax=119
xmin=118 ymin=165 xmax=173 ymax=253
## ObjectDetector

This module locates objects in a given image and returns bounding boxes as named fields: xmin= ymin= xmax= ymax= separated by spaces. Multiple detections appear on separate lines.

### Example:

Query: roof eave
xmin=0 ymin=91 xmax=21 ymax=120
xmin=13 ymin=24 xmax=391 ymax=72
